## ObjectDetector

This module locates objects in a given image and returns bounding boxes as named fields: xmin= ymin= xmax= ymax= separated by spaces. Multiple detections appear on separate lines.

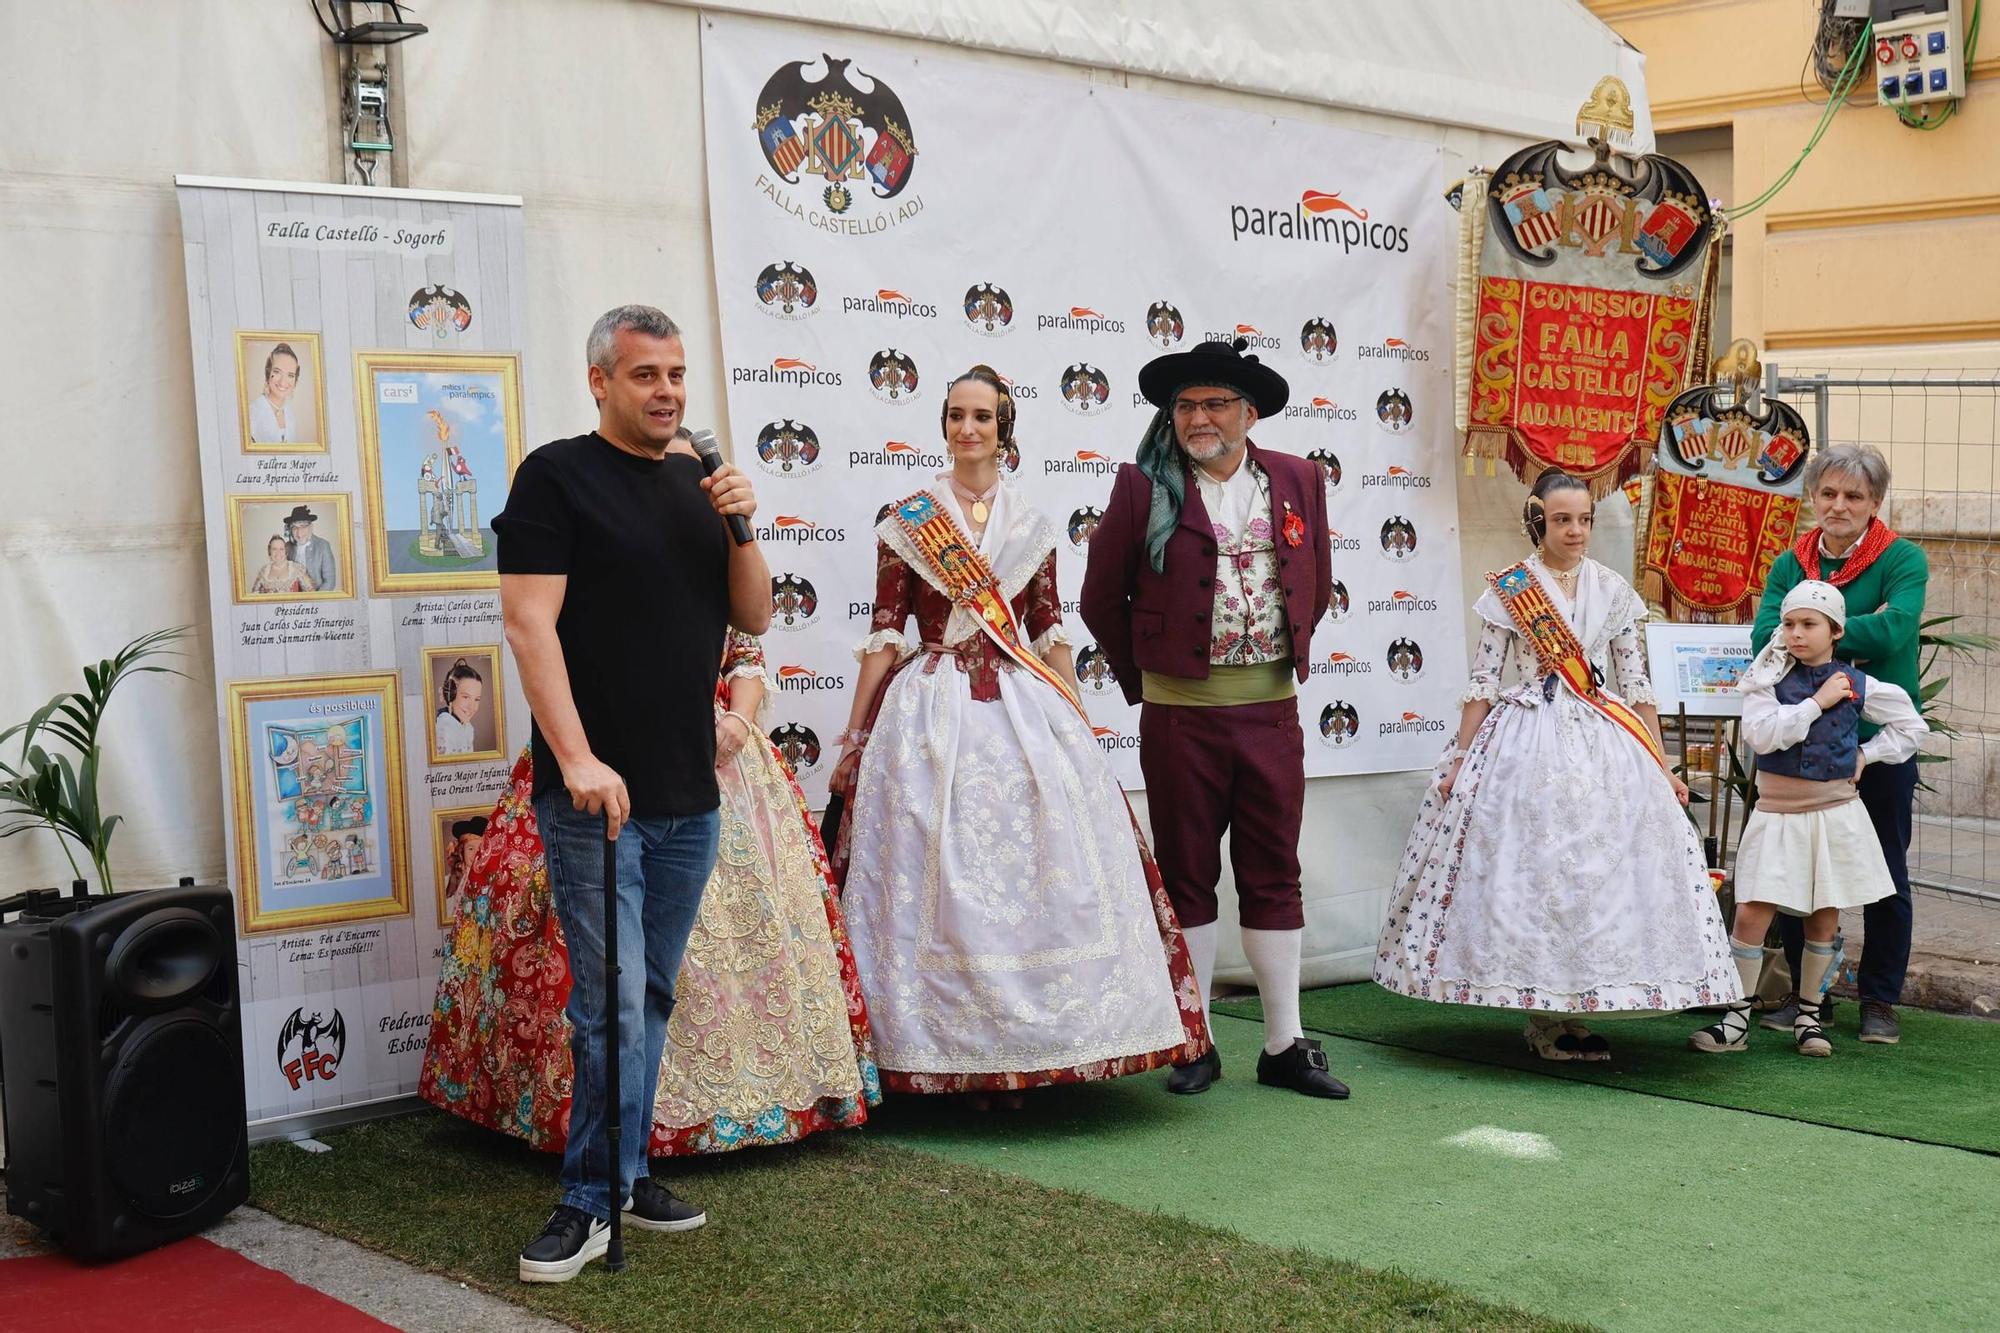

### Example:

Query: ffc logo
xmin=771 ymin=573 xmax=819 ymax=629
xmin=1387 ymin=636 xmax=1426 ymax=682
xmin=1059 ymin=363 xmax=1111 ymax=414
xmin=1299 ymin=317 xmax=1339 ymax=363
xmin=1318 ymin=701 xmax=1361 ymax=748
xmin=1145 ymin=300 xmax=1185 ymax=349
xmin=1376 ymin=388 xmax=1414 ymax=434
xmin=1067 ymin=506 xmax=1104 ymax=547
xmin=756 ymin=419 xmax=822 ymax=475
xmin=407 ymin=284 xmax=472 ymax=339
xmin=755 ymin=261 xmax=818 ymax=319
xmin=964 ymin=282 xmax=1014 ymax=336
xmin=1307 ymin=449 xmax=1342 ymax=493
xmin=1076 ymin=645 xmax=1118 ymax=695
xmin=753 ymin=56 xmax=919 ymax=221
xmin=278 ymin=1007 xmax=346 ymax=1090
xmin=776 ymin=665 xmax=847 ymax=694
xmin=768 ymin=723 xmax=823 ymax=775
xmin=1327 ymin=579 xmax=1352 ymax=622
xmin=1380 ymin=516 xmax=1419 ymax=561
xmin=868 ymin=348 xmax=920 ymax=403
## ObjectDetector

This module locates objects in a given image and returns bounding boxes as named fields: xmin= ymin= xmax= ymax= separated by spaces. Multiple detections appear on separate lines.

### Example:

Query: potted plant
xmin=1 ymin=627 xmax=192 ymax=894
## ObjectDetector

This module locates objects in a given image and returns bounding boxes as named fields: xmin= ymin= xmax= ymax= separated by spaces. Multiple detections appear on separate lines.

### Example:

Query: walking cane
xmin=603 ymin=823 xmax=626 ymax=1273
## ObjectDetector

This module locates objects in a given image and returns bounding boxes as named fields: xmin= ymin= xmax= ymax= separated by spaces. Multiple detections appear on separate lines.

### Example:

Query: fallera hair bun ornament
xmin=1522 ymin=493 xmax=1547 ymax=546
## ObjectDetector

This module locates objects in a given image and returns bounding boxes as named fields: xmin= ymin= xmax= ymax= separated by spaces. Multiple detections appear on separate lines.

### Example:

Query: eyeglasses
xmin=1172 ymin=394 xmax=1243 ymax=417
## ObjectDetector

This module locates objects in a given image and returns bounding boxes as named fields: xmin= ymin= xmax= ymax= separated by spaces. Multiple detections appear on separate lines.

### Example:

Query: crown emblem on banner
xmin=881 ymin=116 xmax=916 ymax=155
xmin=753 ymin=102 xmax=783 ymax=131
xmin=808 ymin=91 xmax=860 ymax=122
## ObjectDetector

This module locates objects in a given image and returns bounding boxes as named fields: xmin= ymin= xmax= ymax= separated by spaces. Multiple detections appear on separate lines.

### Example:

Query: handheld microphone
xmin=690 ymin=428 xmax=754 ymax=546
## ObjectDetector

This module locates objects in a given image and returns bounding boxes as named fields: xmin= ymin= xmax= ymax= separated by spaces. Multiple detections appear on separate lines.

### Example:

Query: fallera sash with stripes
xmin=1488 ymin=560 xmax=1669 ymax=775
xmin=889 ymin=491 xmax=1086 ymax=720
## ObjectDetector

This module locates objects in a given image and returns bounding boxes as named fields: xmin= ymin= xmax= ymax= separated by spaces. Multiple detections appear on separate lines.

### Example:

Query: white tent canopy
xmin=1 ymin=0 xmax=1648 ymax=983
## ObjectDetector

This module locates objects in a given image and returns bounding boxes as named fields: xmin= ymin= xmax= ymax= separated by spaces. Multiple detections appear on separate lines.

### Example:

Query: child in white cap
xmin=1690 ymin=580 xmax=1926 ymax=1057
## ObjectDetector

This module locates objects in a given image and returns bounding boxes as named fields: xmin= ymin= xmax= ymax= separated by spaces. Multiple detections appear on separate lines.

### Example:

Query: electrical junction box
xmin=1872 ymin=0 xmax=1966 ymax=108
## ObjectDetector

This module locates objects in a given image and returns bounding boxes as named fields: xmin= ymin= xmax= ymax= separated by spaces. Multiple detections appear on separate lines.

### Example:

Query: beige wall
xmin=1590 ymin=0 xmax=2000 ymax=358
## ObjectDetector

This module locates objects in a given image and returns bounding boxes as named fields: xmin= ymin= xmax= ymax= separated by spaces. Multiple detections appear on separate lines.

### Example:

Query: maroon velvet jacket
xmin=1080 ymin=441 xmax=1332 ymax=706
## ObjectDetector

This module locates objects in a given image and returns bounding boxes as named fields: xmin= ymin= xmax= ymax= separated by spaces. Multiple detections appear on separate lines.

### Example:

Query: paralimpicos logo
xmin=1046 ymin=450 xmax=1118 ymax=478
xmin=1284 ymin=395 xmax=1359 ymax=423
xmin=844 ymin=288 xmax=937 ymax=319
xmin=1203 ymin=323 xmax=1281 ymax=352
xmin=1311 ymin=650 xmax=1372 ymax=678
xmin=1091 ymin=724 xmax=1141 ymax=754
xmin=757 ymin=515 xmax=848 ymax=544
xmin=1358 ymin=335 xmax=1431 ymax=363
xmin=1379 ymin=709 xmax=1448 ymax=739
xmin=775 ymin=664 xmax=848 ymax=694
xmin=732 ymin=356 xmax=843 ymax=388
xmin=1361 ymin=464 xmax=1432 ymax=491
xmin=850 ymin=439 xmax=947 ymax=469
xmin=1230 ymin=188 xmax=1412 ymax=254
xmin=1367 ymin=589 xmax=1439 ymax=616
xmin=1039 ymin=305 xmax=1126 ymax=335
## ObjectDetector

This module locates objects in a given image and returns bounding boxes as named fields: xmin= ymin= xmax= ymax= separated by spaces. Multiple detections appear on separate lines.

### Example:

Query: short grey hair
xmin=586 ymin=305 xmax=681 ymax=374
xmin=1803 ymin=443 xmax=1890 ymax=502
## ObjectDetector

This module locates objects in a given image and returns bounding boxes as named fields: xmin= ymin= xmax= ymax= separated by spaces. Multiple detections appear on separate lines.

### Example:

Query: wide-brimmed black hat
xmin=1138 ymin=337 xmax=1290 ymax=416
xmin=282 ymin=504 xmax=320 ymax=527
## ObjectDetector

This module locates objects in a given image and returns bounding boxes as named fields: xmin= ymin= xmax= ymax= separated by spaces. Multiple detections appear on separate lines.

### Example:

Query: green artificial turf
xmin=1212 ymin=984 xmax=2000 ymax=1154
xmin=249 ymin=1108 xmax=1578 ymax=1333
xmin=873 ymin=1015 xmax=2000 ymax=1333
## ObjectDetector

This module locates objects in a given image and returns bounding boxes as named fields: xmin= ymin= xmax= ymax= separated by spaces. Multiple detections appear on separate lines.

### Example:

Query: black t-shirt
xmin=494 ymin=432 xmax=729 ymax=817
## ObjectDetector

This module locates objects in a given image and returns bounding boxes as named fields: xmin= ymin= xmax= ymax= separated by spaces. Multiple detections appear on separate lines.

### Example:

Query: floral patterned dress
xmin=420 ymin=631 xmax=880 ymax=1155
xmin=842 ymin=478 xmax=1209 ymax=1094
xmin=1372 ymin=557 xmax=1740 ymax=1013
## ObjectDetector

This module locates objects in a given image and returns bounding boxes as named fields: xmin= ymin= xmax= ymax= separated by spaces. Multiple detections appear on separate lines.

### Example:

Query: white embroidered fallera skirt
xmin=843 ymin=661 xmax=1189 ymax=1075
xmin=1374 ymin=684 xmax=1743 ymax=1012
xmin=1731 ymin=801 xmax=1896 ymax=915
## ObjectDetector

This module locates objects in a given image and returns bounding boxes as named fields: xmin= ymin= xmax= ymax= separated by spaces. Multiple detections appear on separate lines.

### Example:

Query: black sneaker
xmin=519 ymin=1204 xmax=608 ymax=1283
xmin=625 ymin=1177 xmax=707 ymax=1233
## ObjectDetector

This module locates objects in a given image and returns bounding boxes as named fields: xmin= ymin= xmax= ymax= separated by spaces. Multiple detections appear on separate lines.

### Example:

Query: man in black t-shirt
xmin=497 ymin=305 xmax=770 ymax=1283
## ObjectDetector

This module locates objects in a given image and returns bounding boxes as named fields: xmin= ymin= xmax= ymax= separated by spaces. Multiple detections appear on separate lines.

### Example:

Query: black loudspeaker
xmin=0 ymin=881 xmax=249 ymax=1259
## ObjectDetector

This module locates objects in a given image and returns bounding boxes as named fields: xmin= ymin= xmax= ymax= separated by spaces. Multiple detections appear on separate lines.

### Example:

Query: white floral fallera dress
xmin=1373 ymin=557 xmax=1741 ymax=1013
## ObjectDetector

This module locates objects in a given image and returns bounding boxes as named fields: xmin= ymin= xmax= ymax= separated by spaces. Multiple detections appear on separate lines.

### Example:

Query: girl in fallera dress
xmin=421 ymin=629 xmax=879 ymax=1155
xmin=1688 ymin=581 xmax=1926 ymax=1057
xmin=828 ymin=365 xmax=1209 ymax=1101
xmin=1373 ymin=469 xmax=1741 ymax=1060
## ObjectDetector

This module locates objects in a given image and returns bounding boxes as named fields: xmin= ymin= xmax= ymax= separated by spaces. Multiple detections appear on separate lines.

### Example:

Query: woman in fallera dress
xmin=421 ymin=628 xmax=879 ymax=1154
xmin=1373 ymin=469 xmax=1741 ymax=1060
xmin=828 ymin=365 xmax=1209 ymax=1099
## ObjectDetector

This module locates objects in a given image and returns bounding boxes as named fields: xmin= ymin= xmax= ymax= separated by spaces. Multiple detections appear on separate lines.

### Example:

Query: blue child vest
xmin=1758 ymin=660 xmax=1865 ymax=782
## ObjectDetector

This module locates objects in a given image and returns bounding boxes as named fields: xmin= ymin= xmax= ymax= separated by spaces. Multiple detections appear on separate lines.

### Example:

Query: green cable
xmin=1725 ymin=21 xmax=1874 ymax=221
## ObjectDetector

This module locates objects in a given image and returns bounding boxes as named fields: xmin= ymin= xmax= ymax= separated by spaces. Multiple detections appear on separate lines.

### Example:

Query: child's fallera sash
xmin=889 ymin=491 xmax=1085 ymax=719
xmin=1488 ymin=560 xmax=1670 ymax=775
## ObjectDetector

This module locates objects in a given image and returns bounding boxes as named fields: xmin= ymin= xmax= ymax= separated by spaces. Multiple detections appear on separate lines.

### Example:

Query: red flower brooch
xmin=1281 ymin=503 xmax=1306 ymax=547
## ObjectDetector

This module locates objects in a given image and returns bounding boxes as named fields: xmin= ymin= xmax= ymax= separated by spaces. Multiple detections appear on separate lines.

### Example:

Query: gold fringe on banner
xmin=1451 ymin=169 xmax=1488 ymax=441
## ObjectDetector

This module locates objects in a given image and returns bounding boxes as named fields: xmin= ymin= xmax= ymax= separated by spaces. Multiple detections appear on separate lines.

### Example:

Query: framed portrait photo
xmin=227 ymin=493 xmax=356 ymax=603
xmin=226 ymin=672 xmax=412 ymax=934
xmin=355 ymin=350 xmax=524 ymax=596
xmin=421 ymin=644 xmax=506 ymax=765
xmin=235 ymin=331 xmax=328 ymax=454
xmin=431 ymin=802 xmax=496 ymax=928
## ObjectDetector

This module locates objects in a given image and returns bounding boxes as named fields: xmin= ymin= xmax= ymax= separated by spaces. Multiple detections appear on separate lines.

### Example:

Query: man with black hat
xmin=284 ymin=504 xmax=338 ymax=594
xmin=1081 ymin=338 xmax=1345 ymax=1100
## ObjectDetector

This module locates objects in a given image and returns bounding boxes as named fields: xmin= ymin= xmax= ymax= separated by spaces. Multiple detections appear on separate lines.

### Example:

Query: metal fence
xmin=1769 ymin=367 xmax=2000 ymax=905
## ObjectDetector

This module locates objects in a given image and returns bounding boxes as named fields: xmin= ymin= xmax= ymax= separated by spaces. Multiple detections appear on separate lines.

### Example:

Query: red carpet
xmin=1 ymin=1235 xmax=396 ymax=1331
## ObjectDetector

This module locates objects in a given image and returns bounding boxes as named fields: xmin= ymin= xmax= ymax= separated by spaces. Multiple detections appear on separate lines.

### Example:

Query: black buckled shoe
xmin=1165 ymin=1047 xmax=1220 ymax=1095
xmin=1256 ymin=1037 xmax=1350 ymax=1099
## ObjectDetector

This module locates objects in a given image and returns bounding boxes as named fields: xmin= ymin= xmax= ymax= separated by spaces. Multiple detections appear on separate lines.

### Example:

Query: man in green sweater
xmin=1750 ymin=443 xmax=1928 ymax=1045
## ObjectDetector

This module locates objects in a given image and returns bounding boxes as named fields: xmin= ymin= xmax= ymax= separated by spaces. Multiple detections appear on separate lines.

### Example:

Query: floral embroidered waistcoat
xmin=1205 ymin=465 xmax=1291 ymax=665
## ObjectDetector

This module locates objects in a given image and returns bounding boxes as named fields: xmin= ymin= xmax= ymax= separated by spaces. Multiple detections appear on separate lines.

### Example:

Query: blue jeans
xmin=535 ymin=792 xmax=719 ymax=1220
xmin=1778 ymin=755 xmax=1918 ymax=1005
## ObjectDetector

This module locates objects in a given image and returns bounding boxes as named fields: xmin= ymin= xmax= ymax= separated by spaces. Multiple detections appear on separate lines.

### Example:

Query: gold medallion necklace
xmin=951 ymin=478 xmax=998 ymax=526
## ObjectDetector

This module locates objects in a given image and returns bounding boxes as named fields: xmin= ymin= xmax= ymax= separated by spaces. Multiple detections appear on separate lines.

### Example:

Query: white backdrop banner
xmin=702 ymin=15 xmax=1466 ymax=804
xmin=176 ymin=178 xmax=530 ymax=1130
